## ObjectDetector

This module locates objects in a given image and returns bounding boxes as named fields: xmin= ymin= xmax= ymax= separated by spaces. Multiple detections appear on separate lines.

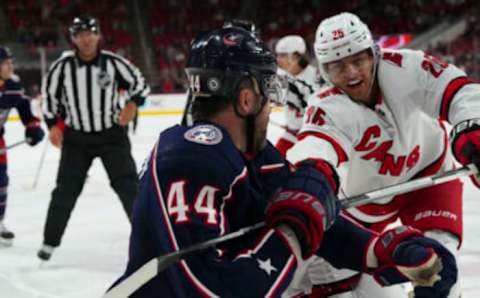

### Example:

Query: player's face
xmin=325 ymin=50 xmax=375 ymax=103
xmin=254 ymin=96 xmax=272 ymax=153
xmin=72 ymin=31 xmax=100 ymax=61
xmin=276 ymin=53 xmax=291 ymax=71
xmin=0 ymin=58 xmax=13 ymax=80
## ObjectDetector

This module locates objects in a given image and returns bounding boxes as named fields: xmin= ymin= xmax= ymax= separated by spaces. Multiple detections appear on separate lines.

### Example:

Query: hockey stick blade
xmin=104 ymin=222 xmax=265 ymax=298
xmin=103 ymin=164 xmax=477 ymax=298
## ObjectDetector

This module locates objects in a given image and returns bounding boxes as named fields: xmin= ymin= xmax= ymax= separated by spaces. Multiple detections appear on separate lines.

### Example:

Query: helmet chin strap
xmin=363 ymin=45 xmax=380 ymax=102
xmin=233 ymin=76 xmax=268 ymax=155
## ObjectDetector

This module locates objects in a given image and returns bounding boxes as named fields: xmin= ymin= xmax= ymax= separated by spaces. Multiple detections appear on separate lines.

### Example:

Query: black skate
xmin=0 ymin=223 xmax=14 ymax=246
xmin=37 ymin=245 xmax=55 ymax=261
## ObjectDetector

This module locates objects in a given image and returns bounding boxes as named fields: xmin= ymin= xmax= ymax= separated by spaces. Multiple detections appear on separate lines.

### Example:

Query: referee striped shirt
xmin=42 ymin=50 xmax=150 ymax=133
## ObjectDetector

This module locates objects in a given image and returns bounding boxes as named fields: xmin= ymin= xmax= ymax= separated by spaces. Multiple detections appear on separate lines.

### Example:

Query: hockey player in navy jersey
xmin=0 ymin=47 xmax=44 ymax=245
xmin=109 ymin=27 xmax=458 ymax=297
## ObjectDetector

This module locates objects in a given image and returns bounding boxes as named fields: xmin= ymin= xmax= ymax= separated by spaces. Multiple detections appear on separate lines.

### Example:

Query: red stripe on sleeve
xmin=412 ymin=120 xmax=448 ymax=179
xmin=297 ymin=131 xmax=348 ymax=166
xmin=440 ymin=77 xmax=473 ymax=122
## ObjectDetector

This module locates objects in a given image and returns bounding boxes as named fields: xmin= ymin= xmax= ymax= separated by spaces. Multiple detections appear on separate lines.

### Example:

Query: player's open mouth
xmin=347 ymin=79 xmax=363 ymax=88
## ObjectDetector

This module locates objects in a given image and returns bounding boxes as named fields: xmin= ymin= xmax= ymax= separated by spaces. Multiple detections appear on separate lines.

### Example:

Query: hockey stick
xmin=30 ymin=139 xmax=49 ymax=189
xmin=180 ymin=90 xmax=193 ymax=126
xmin=104 ymin=163 xmax=477 ymax=298
xmin=268 ymin=118 xmax=285 ymax=129
xmin=0 ymin=139 xmax=28 ymax=155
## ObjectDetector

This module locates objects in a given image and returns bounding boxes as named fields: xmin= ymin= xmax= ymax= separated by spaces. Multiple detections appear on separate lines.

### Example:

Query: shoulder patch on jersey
xmin=184 ymin=124 xmax=223 ymax=145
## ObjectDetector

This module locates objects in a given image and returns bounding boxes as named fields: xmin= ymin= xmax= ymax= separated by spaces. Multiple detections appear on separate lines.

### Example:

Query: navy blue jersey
xmin=115 ymin=122 xmax=297 ymax=297
xmin=0 ymin=77 xmax=37 ymax=134
xmin=112 ymin=122 xmax=376 ymax=297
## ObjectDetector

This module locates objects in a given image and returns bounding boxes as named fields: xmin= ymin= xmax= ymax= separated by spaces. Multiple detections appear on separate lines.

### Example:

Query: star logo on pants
xmin=257 ymin=258 xmax=277 ymax=276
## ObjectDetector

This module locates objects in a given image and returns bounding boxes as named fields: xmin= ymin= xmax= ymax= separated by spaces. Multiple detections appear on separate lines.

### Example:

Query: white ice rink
xmin=0 ymin=107 xmax=479 ymax=297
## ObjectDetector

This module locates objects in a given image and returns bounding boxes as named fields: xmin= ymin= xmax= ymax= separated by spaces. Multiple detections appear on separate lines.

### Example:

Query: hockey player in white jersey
xmin=274 ymin=35 xmax=322 ymax=157
xmin=287 ymin=12 xmax=480 ymax=298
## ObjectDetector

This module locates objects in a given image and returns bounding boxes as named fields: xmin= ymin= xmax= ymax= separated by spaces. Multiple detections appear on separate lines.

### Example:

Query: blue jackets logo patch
xmin=184 ymin=125 xmax=223 ymax=145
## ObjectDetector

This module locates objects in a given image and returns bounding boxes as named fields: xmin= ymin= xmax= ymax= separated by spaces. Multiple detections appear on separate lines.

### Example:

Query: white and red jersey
xmin=287 ymin=48 xmax=480 ymax=225
xmin=276 ymin=65 xmax=322 ymax=156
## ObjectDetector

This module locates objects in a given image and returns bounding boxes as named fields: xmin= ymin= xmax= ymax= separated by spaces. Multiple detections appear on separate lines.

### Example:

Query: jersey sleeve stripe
xmin=297 ymin=131 xmax=349 ymax=165
xmin=218 ymin=167 xmax=248 ymax=236
xmin=440 ymin=77 xmax=474 ymax=122
xmin=151 ymin=142 xmax=180 ymax=251
xmin=260 ymin=163 xmax=286 ymax=174
xmin=266 ymin=256 xmax=297 ymax=298
xmin=411 ymin=119 xmax=448 ymax=179
xmin=233 ymin=229 xmax=276 ymax=259
xmin=151 ymin=142 xmax=220 ymax=298
xmin=178 ymin=261 xmax=220 ymax=298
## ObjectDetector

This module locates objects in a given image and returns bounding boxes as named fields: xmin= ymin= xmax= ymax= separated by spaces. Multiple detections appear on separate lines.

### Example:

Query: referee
xmin=38 ymin=16 xmax=150 ymax=261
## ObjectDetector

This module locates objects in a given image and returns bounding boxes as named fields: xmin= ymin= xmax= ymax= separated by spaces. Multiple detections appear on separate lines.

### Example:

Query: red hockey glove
xmin=451 ymin=118 xmax=480 ymax=186
xmin=370 ymin=226 xmax=457 ymax=298
xmin=265 ymin=166 xmax=340 ymax=259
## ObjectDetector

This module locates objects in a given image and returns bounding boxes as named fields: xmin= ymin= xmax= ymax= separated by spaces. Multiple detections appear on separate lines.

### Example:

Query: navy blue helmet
xmin=185 ymin=27 xmax=285 ymax=105
xmin=69 ymin=16 xmax=99 ymax=36
xmin=223 ymin=19 xmax=259 ymax=37
xmin=0 ymin=47 xmax=13 ymax=62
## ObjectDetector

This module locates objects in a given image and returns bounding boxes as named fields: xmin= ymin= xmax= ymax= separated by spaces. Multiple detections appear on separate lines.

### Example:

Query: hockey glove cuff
xmin=450 ymin=118 xmax=480 ymax=186
xmin=294 ymin=159 xmax=340 ymax=194
xmin=368 ymin=226 xmax=457 ymax=298
xmin=265 ymin=166 xmax=339 ymax=259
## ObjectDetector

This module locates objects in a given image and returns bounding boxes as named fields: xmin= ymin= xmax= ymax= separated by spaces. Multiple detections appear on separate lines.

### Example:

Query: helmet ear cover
xmin=185 ymin=27 xmax=287 ymax=106
xmin=186 ymin=67 xmax=285 ymax=107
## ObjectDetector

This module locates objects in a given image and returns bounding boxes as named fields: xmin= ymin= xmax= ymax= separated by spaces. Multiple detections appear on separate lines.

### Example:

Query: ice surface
xmin=0 ymin=110 xmax=479 ymax=297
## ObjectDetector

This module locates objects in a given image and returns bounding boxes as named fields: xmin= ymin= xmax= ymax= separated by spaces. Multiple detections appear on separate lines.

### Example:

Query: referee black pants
xmin=43 ymin=125 xmax=137 ymax=247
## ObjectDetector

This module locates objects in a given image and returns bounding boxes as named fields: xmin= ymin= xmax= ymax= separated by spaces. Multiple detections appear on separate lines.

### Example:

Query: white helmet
xmin=275 ymin=35 xmax=306 ymax=55
xmin=314 ymin=12 xmax=374 ymax=65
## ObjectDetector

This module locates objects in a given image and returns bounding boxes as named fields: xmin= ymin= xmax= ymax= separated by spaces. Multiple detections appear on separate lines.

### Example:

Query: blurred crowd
xmin=3 ymin=0 xmax=134 ymax=61
xmin=1 ymin=0 xmax=478 ymax=94
xmin=427 ymin=12 xmax=480 ymax=80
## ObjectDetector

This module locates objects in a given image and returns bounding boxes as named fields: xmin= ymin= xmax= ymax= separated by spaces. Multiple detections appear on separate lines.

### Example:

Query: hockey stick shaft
xmin=342 ymin=163 xmax=477 ymax=208
xmin=104 ymin=163 xmax=477 ymax=298
xmin=269 ymin=118 xmax=285 ymax=129
xmin=180 ymin=90 xmax=192 ymax=126
xmin=0 ymin=139 xmax=28 ymax=155
xmin=31 ymin=140 xmax=49 ymax=189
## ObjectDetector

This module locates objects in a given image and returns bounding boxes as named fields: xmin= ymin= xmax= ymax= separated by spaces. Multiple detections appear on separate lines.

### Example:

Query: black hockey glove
xmin=25 ymin=120 xmax=45 ymax=146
